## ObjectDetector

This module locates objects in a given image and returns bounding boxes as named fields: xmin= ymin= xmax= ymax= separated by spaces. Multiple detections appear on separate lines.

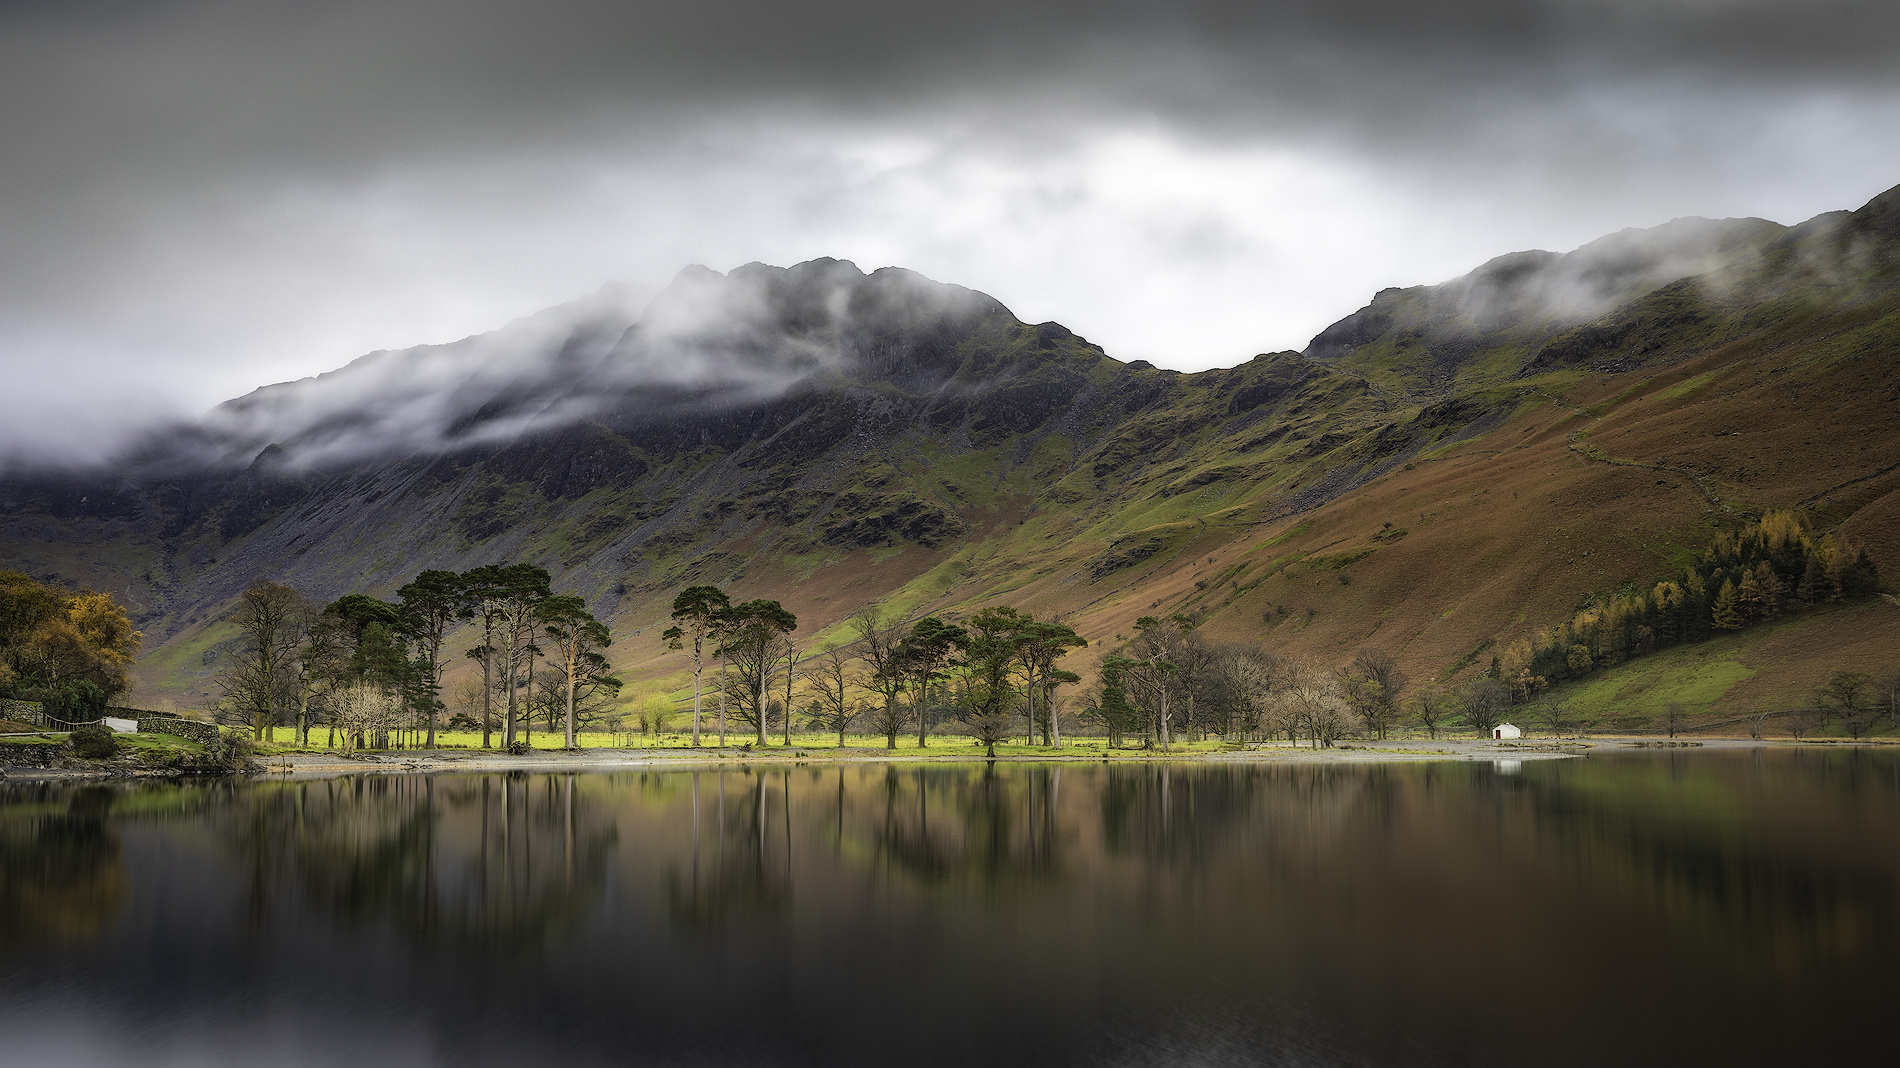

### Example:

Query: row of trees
xmin=663 ymin=590 xmax=1091 ymax=755
xmin=1094 ymin=615 xmax=1410 ymax=749
xmin=0 ymin=571 xmax=141 ymax=722
xmin=663 ymin=594 xmax=1427 ymax=753
xmin=221 ymin=565 xmax=618 ymax=750
xmin=1494 ymin=511 xmax=1880 ymax=700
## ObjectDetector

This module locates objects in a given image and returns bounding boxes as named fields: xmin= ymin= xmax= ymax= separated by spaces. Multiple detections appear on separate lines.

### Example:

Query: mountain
xmin=4 ymin=186 xmax=1899 ymax=715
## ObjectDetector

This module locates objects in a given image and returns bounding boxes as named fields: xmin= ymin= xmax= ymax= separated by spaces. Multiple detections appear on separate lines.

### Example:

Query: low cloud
xmin=188 ymin=259 xmax=995 ymax=470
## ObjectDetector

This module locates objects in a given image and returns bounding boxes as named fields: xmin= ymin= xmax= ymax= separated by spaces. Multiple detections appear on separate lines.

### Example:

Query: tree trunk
xmin=1159 ymin=688 xmax=1172 ymax=751
xmin=917 ymin=679 xmax=928 ymax=749
xmin=691 ymin=654 xmax=703 ymax=747
xmin=1026 ymin=666 xmax=1038 ymax=746
xmin=480 ymin=647 xmax=494 ymax=749
xmin=783 ymin=644 xmax=796 ymax=747
xmin=564 ymin=650 xmax=578 ymax=749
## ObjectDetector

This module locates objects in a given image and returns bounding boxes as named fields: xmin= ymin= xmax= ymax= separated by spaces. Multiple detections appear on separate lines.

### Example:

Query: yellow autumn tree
xmin=0 ymin=572 xmax=142 ymax=700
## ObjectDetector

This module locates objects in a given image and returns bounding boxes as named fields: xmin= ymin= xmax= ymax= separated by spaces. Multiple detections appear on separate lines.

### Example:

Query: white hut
xmin=1493 ymin=723 xmax=1522 ymax=740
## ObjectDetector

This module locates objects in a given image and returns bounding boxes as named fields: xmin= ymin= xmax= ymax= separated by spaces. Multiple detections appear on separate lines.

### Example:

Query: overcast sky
xmin=4 ymin=0 xmax=1900 ymax=462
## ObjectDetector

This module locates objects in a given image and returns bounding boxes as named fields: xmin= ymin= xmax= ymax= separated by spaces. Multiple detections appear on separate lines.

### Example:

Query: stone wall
xmin=0 ymin=740 xmax=58 ymax=767
xmin=0 ymin=697 xmax=44 ymax=726
xmin=133 ymin=713 xmax=227 ymax=748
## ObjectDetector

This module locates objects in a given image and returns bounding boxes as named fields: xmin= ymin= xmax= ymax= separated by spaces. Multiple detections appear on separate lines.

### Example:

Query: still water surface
xmin=3 ymin=750 xmax=1898 ymax=1067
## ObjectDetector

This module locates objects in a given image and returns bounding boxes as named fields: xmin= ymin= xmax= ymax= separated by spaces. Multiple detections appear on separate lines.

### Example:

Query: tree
xmin=959 ymin=606 xmax=1025 ymax=757
xmin=1221 ymin=647 xmax=1279 ymax=741
xmin=41 ymin=678 xmax=108 ymax=726
xmin=223 ymin=580 xmax=308 ymax=740
xmin=662 ymin=585 xmax=730 ymax=747
xmin=293 ymin=606 xmax=348 ymax=746
xmin=1784 ymin=704 xmax=1821 ymax=741
xmin=1456 ymin=677 xmax=1508 ymax=737
xmin=1409 ymin=686 xmax=1453 ymax=739
xmin=1122 ymin=615 xmax=1191 ymax=748
xmin=460 ymin=566 xmax=511 ymax=749
xmin=807 ymin=644 xmax=860 ymax=746
xmin=458 ymin=564 xmax=550 ymax=748
xmin=331 ymin=680 xmax=397 ymax=756
xmin=778 ymin=635 xmax=800 ymax=746
xmin=1537 ymin=701 xmax=1574 ymax=738
xmin=1113 ymin=646 xmax=1177 ymax=750
xmin=1710 ymin=578 xmax=1743 ymax=630
xmin=397 ymin=569 xmax=471 ymax=750
xmin=1659 ymin=702 xmax=1689 ymax=739
xmin=1877 ymin=668 xmax=1900 ymax=728
xmin=1014 ymin=618 xmax=1087 ymax=746
xmin=852 ymin=606 xmax=907 ymax=749
xmin=1092 ymin=658 xmax=1146 ymax=746
xmin=1340 ymin=649 xmax=1406 ymax=740
xmin=493 ymin=565 xmax=552 ymax=749
xmin=538 ymin=594 xmax=620 ymax=749
xmin=716 ymin=599 xmax=797 ymax=746
xmin=1 ymin=573 xmax=142 ymax=704
xmin=1275 ymin=657 xmax=1348 ymax=748
xmin=1817 ymin=671 xmax=1875 ymax=741
xmin=898 ymin=616 xmax=967 ymax=749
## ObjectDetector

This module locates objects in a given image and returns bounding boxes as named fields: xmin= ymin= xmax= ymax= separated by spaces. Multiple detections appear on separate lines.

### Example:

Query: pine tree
xmin=1752 ymin=560 xmax=1783 ymax=620
xmin=1737 ymin=569 xmax=1763 ymax=624
xmin=1796 ymin=554 xmax=1827 ymax=604
xmin=1711 ymin=578 xmax=1743 ymax=630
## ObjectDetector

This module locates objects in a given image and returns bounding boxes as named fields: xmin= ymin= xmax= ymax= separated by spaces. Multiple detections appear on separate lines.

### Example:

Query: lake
xmin=3 ymin=750 xmax=1897 ymax=1067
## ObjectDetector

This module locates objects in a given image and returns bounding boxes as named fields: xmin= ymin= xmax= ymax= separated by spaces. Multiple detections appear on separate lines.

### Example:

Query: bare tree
xmin=1340 ymin=649 xmax=1406 ymax=739
xmin=1409 ymin=686 xmax=1453 ymax=739
xmin=222 ymin=580 xmax=308 ymax=741
xmin=1278 ymin=657 xmax=1348 ymax=748
xmin=1456 ymin=677 xmax=1509 ymax=738
xmin=1659 ymin=702 xmax=1689 ymax=739
xmin=1877 ymin=668 xmax=1900 ymax=728
xmin=331 ymin=680 xmax=397 ymax=755
xmin=1785 ymin=705 xmax=1822 ymax=741
xmin=1819 ymin=672 xmax=1877 ymax=740
xmin=807 ymin=644 xmax=860 ymax=746
xmin=1746 ymin=708 xmax=1771 ymax=740
xmin=852 ymin=606 xmax=908 ymax=749
xmin=1222 ymin=647 xmax=1279 ymax=742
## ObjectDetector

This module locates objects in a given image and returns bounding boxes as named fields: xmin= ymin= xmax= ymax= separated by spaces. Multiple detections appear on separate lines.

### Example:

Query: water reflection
xmin=0 ymin=784 xmax=125 ymax=949
xmin=0 ymin=751 xmax=1895 ymax=1067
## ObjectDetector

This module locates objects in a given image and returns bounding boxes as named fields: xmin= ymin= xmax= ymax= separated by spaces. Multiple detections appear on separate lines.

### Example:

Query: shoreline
xmin=241 ymin=735 xmax=1783 ymax=779
xmin=0 ymin=736 xmax=1864 ymax=784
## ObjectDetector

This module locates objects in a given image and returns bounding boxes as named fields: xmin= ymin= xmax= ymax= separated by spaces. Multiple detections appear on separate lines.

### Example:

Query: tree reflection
xmin=0 ymin=784 xmax=125 ymax=951
xmin=666 ymin=769 xmax=791 ymax=930
xmin=222 ymin=772 xmax=616 ymax=951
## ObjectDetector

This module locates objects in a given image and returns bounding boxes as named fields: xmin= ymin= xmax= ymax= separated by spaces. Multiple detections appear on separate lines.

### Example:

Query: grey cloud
xmin=4 ymin=0 xmax=1900 ymax=465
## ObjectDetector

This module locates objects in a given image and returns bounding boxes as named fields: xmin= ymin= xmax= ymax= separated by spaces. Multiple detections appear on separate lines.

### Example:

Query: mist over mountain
xmin=143 ymin=260 xmax=1008 ymax=473
xmin=3 ymin=184 xmax=1898 ymax=713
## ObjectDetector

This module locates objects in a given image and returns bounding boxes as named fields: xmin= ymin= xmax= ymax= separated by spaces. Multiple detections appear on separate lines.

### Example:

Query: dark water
xmin=3 ymin=751 xmax=1898 ymax=1067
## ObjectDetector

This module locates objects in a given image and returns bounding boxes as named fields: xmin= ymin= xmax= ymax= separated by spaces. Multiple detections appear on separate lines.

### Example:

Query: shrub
xmin=42 ymin=679 xmax=108 ymax=725
xmin=68 ymin=723 xmax=118 ymax=760
xmin=208 ymin=730 xmax=255 ymax=770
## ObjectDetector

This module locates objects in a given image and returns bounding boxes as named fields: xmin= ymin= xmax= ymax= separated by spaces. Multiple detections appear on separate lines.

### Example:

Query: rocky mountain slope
xmin=4 ymin=185 xmax=1899 ymax=714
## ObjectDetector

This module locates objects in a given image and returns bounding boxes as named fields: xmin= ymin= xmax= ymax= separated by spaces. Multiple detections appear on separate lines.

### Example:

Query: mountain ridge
xmin=4 ymin=186 xmax=1899 ymax=715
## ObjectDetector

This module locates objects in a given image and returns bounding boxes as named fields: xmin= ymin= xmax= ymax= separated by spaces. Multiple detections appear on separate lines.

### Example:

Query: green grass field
xmin=250 ymin=726 xmax=1256 ymax=757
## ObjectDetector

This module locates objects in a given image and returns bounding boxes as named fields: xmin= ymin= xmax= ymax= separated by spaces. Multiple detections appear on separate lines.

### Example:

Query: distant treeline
xmin=1495 ymin=510 xmax=1880 ymax=698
